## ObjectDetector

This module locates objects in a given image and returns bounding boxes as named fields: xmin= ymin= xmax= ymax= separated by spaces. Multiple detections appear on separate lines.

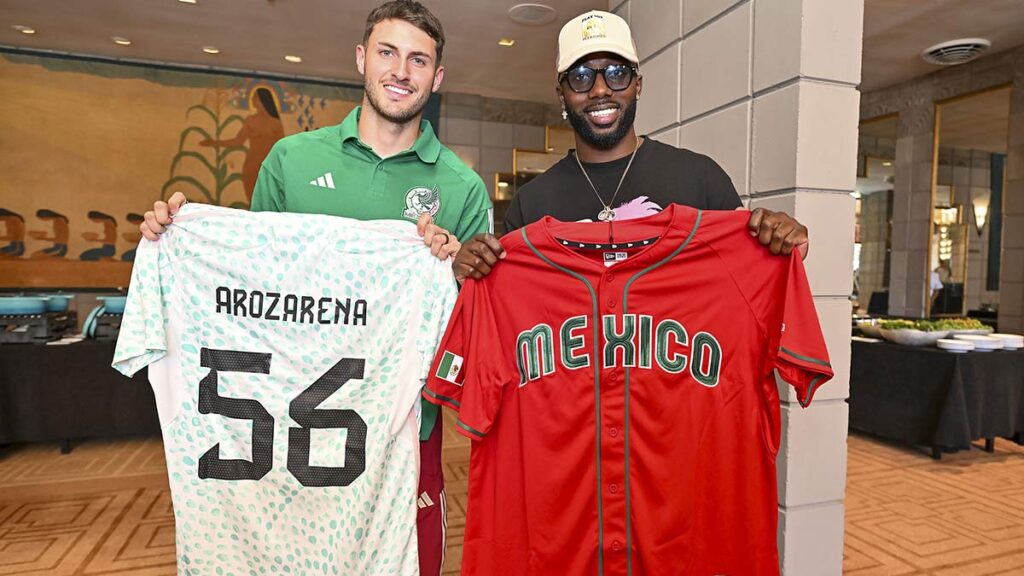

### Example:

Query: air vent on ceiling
xmin=508 ymin=3 xmax=557 ymax=26
xmin=921 ymin=38 xmax=991 ymax=66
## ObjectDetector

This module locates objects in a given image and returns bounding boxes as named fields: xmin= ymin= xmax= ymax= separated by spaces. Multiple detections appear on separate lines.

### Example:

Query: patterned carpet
xmin=2 ymin=416 xmax=1023 ymax=575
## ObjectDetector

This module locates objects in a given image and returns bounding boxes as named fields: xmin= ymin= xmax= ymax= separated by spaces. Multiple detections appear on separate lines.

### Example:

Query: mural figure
xmin=121 ymin=212 xmax=144 ymax=261
xmin=0 ymin=209 xmax=26 ymax=259
xmin=29 ymin=209 xmax=69 ymax=259
xmin=79 ymin=211 xmax=117 ymax=261
xmin=200 ymin=87 xmax=285 ymax=202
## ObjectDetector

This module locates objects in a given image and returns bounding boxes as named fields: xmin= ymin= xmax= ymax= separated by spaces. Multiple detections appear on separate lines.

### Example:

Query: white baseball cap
xmin=556 ymin=10 xmax=639 ymax=74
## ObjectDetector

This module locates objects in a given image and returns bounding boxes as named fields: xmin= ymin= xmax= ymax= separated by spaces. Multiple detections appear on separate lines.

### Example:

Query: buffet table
xmin=849 ymin=340 xmax=1024 ymax=458
xmin=0 ymin=341 xmax=159 ymax=451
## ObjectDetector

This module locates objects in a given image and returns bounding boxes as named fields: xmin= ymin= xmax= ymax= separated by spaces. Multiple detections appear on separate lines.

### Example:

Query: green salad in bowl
xmin=877 ymin=319 xmax=949 ymax=346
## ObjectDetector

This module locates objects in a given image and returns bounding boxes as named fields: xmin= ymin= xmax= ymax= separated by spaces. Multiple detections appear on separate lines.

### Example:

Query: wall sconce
xmin=971 ymin=190 xmax=991 ymax=236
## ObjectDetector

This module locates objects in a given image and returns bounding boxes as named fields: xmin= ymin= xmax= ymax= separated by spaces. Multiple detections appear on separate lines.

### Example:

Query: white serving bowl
xmin=879 ymin=328 xmax=950 ymax=347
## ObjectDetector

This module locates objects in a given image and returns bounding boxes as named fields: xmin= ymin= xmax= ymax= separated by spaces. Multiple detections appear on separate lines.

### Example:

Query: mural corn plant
xmin=162 ymin=89 xmax=247 ymax=207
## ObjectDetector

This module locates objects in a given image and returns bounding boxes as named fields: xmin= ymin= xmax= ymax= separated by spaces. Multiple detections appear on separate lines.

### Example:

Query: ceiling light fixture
xmin=284 ymin=55 xmax=302 ymax=63
xmin=508 ymin=3 xmax=557 ymax=26
xmin=921 ymin=38 xmax=991 ymax=66
xmin=178 ymin=0 xmax=198 ymax=4
xmin=202 ymin=46 xmax=220 ymax=54
xmin=498 ymin=38 xmax=515 ymax=47
xmin=112 ymin=36 xmax=131 ymax=46
xmin=12 ymin=25 xmax=36 ymax=34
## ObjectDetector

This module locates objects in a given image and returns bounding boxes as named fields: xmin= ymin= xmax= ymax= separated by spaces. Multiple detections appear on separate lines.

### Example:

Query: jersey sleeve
xmin=774 ymin=252 xmax=833 ymax=407
xmin=111 ymin=239 xmax=168 ymax=376
xmin=417 ymin=267 xmax=459 ymax=380
xmin=423 ymin=278 xmax=513 ymax=441
xmin=453 ymin=175 xmax=493 ymax=242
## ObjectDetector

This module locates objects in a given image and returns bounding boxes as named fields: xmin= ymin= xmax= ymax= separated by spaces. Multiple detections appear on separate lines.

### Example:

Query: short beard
xmin=364 ymin=80 xmax=430 ymax=125
xmin=566 ymin=97 xmax=638 ymax=151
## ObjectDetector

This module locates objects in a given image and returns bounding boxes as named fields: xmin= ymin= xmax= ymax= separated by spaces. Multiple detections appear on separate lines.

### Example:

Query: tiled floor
xmin=2 ymin=418 xmax=1023 ymax=575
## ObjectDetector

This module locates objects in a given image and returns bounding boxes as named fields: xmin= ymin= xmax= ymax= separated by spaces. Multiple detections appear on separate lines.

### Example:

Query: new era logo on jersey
xmin=309 ymin=172 xmax=336 ymax=189
xmin=435 ymin=351 xmax=463 ymax=384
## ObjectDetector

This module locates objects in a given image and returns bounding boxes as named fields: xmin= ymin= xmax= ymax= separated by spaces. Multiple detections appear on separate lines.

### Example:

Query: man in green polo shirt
xmin=141 ymin=2 xmax=490 ymax=574
xmin=250 ymin=104 xmax=490 ymax=243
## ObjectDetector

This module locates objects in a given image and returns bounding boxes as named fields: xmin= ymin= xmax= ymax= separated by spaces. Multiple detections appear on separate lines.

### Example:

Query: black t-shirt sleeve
xmin=702 ymin=157 xmax=743 ymax=210
xmin=504 ymin=191 xmax=525 ymax=232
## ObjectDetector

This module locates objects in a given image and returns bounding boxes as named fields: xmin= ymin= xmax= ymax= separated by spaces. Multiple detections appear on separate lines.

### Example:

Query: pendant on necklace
xmin=598 ymin=208 xmax=616 ymax=222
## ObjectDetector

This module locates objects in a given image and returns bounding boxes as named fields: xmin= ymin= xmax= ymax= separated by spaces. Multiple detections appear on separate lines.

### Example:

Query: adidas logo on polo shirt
xmin=310 ymin=172 xmax=335 ymax=189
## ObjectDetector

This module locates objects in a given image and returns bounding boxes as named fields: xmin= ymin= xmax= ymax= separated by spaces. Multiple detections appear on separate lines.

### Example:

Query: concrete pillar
xmin=889 ymin=102 xmax=935 ymax=317
xmin=999 ymin=52 xmax=1024 ymax=333
xmin=611 ymin=0 xmax=860 ymax=573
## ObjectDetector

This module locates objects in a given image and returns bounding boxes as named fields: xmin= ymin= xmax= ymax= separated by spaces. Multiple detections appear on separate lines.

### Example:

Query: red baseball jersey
xmin=425 ymin=204 xmax=833 ymax=576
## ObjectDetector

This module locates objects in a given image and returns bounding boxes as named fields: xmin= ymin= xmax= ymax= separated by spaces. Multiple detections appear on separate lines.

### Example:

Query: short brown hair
xmin=363 ymin=1 xmax=446 ymax=64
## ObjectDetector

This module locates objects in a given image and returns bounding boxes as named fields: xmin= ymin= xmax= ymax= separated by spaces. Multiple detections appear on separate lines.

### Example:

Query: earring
xmin=561 ymin=108 xmax=568 ymax=120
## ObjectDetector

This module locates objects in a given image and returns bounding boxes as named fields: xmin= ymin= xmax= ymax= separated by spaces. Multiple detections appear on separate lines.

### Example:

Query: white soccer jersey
xmin=113 ymin=204 xmax=457 ymax=575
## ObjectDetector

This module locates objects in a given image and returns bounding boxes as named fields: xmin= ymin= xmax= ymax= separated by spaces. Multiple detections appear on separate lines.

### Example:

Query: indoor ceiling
xmin=0 ymin=0 xmax=601 ymax=104
xmin=861 ymin=0 xmax=1024 ymax=92
xmin=3 ymin=0 xmax=1024 ymax=103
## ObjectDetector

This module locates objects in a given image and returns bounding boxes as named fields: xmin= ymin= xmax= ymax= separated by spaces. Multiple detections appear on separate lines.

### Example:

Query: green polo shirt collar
xmin=339 ymin=106 xmax=441 ymax=164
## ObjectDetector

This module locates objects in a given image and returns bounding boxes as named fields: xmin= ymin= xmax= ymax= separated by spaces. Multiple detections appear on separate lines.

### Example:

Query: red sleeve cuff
xmin=422 ymin=387 xmax=460 ymax=410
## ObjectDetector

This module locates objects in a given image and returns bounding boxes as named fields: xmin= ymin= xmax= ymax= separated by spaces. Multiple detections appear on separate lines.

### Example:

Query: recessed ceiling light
xmin=178 ymin=0 xmax=198 ymax=4
xmin=12 ymin=25 xmax=36 ymax=34
xmin=498 ymin=38 xmax=515 ymax=47
xmin=882 ymin=161 xmax=893 ymax=167
xmin=202 ymin=46 xmax=220 ymax=54
xmin=284 ymin=55 xmax=302 ymax=63
xmin=922 ymin=38 xmax=991 ymax=66
xmin=112 ymin=36 xmax=131 ymax=46
xmin=508 ymin=3 xmax=557 ymax=26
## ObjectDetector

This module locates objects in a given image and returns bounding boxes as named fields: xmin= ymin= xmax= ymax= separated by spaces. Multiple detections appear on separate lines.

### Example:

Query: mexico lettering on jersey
xmin=113 ymin=204 xmax=456 ymax=576
xmin=424 ymin=204 xmax=833 ymax=576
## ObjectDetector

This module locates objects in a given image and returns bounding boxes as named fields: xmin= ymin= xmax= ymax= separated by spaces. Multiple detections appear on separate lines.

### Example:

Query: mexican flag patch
xmin=435 ymin=351 xmax=464 ymax=385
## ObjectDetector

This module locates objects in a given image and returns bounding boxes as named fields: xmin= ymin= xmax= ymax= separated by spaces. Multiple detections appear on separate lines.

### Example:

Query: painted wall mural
xmin=0 ymin=52 xmax=360 ymax=287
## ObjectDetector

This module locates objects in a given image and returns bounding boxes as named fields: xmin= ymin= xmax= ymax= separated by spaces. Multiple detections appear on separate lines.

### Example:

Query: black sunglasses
xmin=559 ymin=64 xmax=638 ymax=93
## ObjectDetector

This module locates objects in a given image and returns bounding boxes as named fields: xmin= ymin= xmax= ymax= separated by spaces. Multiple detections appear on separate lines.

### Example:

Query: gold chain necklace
xmin=573 ymin=137 xmax=642 ymax=222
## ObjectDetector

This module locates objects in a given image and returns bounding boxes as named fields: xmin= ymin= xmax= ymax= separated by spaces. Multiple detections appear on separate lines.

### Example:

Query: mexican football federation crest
xmin=403 ymin=185 xmax=441 ymax=219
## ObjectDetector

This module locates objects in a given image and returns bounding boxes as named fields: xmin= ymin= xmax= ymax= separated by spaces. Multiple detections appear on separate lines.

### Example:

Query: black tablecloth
xmin=850 ymin=340 xmax=1024 ymax=452
xmin=0 ymin=341 xmax=160 ymax=444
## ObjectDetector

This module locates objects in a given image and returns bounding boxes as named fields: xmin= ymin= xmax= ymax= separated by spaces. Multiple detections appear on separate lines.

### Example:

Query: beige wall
xmin=612 ymin=0 xmax=861 ymax=573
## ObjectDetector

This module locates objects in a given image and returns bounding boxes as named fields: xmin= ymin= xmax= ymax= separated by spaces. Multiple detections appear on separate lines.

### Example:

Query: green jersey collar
xmin=339 ymin=106 xmax=441 ymax=164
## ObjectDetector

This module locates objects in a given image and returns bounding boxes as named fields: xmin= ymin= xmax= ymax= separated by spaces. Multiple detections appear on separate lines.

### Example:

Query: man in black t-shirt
xmin=504 ymin=138 xmax=742 ymax=230
xmin=453 ymin=10 xmax=809 ymax=280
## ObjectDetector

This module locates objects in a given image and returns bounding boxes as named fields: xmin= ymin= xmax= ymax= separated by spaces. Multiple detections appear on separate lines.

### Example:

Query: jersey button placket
xmin=599 ymin=278 xmax=627 ymax=574
xmin=369 ymin=161 xmax=386 ymax=197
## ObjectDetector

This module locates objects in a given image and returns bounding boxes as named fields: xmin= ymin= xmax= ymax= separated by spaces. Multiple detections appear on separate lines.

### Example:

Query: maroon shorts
xmin=417 ymin=414 xmax=446 ymax=575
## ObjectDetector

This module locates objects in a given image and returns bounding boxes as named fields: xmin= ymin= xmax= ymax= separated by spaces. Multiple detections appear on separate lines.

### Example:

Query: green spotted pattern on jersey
xmin=113 ymin=204 xmax=457 ymax=576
